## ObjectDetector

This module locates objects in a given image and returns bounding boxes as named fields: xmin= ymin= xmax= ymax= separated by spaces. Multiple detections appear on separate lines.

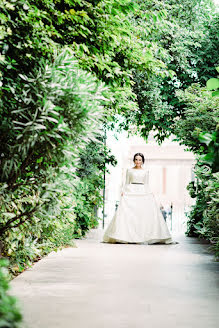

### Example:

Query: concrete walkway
xmin=10 ymin=231 xmax=219 ymax=328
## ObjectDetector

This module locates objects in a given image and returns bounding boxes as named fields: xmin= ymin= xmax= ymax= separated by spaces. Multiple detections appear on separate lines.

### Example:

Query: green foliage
xmin=186 ymin=166 xmax=219 ymax=258
xmin=197 ymin=71 xmax=219 ymax=173
xmin=0 ymin=48 xmax=106 ymax=184
xmin=0 ymin=0 xmax=164 ymax=121
xmin=122 ymin=0 xmax=218 ymax=141
xmin=198 ymin=131 xmax=219 ymax=173
xmin=74 ymin=136 xmax=117 ymax=236
xmin=0 ymin=49 xmax=106 ymax=233
xmin=0 ymin=135 xmax=116 ymax=273
xmin=207 ymin=78 xmax=219 ymax=91
xmin=186 ymin=166 xmax=210 ymax=237
xmin=1 ymin=172 xmax=78 ymax=274
xmin=174 ymin=84 xmax=219 ymax=152
xmin=0 ymin=48 xmax=109 ymax=273
xmin=206 ymin=67 xmax=219 ymax=97
xmin=0 ymin=258 xmax=22 ymax=327
xmin=131 ymin=73 xmax=174 ymax=141
xmin=176 ymin=81 xmax=219 ymax=257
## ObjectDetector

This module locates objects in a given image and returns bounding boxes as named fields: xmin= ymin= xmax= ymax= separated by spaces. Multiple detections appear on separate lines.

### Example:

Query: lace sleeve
xmin=125 ymin=169 xmax=130 ymax=185
xmin=144 ymin=170 xmax=149 ymax=185
xmin=121 ymin=169 xmax=129 ymax=193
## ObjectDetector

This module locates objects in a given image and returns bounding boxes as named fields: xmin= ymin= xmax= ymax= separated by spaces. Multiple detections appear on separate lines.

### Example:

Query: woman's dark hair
xmin=133 ymin=153 xmax=145 ymax=164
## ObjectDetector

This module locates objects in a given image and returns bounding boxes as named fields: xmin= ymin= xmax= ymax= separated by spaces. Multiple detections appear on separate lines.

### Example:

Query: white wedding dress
xmin=103 ymin=168 xmax=173 ymax=244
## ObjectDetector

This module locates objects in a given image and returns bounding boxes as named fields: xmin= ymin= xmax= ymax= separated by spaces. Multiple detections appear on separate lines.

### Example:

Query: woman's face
xmin=134 ymin=155 xmax=143 ymax=167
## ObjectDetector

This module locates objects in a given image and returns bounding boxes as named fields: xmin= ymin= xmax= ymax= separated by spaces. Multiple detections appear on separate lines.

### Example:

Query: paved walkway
xmin=10 ymin=231 xmax=219 ymax=328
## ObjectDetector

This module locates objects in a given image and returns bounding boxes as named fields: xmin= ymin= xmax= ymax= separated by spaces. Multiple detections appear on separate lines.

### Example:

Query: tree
xmin=174 ymin=74 xmax=219 ymax=256
xmin=121 ymin=0 xmax=218 ymax=141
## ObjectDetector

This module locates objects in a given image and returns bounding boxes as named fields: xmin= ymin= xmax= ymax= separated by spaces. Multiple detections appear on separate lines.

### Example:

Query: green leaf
xmin=3 ymin=212 xmax=16 ymax=218
xmin=212 ymin=90 xmax=219 ymax=97
xmin=206 ymin=78 xmax=219 ymax=90
xmin=36 ymin=157 xmax=43 ymax=163
xmin=198 ymin=132 xmax=213 ymax=145
xmin=201 ymin=152 xmax=214 ymax=163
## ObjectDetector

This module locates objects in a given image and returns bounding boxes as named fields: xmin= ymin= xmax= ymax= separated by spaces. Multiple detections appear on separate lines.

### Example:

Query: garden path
xmin=10 ymin=230 xmax=219 ymax=328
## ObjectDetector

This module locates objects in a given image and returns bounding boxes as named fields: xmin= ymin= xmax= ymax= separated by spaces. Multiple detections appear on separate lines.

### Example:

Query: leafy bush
xmin=74 ymin=136 xmax=117 ymax=236
xmin=174 ymin=83 xmax=219 ymax=152
xmin=186 ymin=165 xmax=219 ymax=257
xmin=122 ymin=0 xmax=218 ymax=141
xmin=0 ymin=49 xmax=108 ymax=273
xmin=0 ymin=135 xmax=117 ymax=274
xmin=0 ymin=0 xmax=163 ymax=124
xmin=0 ymin=48 xmax=106 ymax=232
xmin=0 ymin=258 xmax=22 ymax=327
xmin=176 ymin=77 xmax=219 ymax=257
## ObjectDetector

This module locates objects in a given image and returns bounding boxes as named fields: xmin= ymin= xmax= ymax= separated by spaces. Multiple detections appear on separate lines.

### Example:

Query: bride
xmin=103 ymin=153 xmax=174 ymax=244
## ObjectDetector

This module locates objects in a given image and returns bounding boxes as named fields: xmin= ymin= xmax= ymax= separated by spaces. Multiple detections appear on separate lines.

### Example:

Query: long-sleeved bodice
xmin=122 ymin=168 xmax=150 ymax=195
xmin=125 ymin=168 xmax=149 ymax=185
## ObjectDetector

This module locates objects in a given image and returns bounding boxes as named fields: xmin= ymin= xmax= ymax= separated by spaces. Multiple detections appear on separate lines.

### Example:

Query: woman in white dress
xmin=103 ymin=153 xmax=174 ymax=244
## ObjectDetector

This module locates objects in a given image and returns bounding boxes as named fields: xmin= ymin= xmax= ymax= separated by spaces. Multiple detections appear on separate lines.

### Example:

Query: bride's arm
xmin=121 ymin=169 xmax=129 ymax=196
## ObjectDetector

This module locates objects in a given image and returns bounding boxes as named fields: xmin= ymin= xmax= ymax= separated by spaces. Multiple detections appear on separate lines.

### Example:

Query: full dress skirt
xmin=103 ymin=169 xmax=172 ymax=244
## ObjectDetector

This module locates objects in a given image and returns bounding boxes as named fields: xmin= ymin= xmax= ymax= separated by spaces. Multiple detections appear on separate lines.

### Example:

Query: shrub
xmin=0 ymin=49 xmax=107 ymax=273
xmin=0 ymin=258 xmax=22 ymax=327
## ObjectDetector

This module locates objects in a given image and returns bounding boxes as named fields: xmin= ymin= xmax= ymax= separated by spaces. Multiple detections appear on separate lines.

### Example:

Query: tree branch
xmin=0 ymin=205 xmax=39 ymax=236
